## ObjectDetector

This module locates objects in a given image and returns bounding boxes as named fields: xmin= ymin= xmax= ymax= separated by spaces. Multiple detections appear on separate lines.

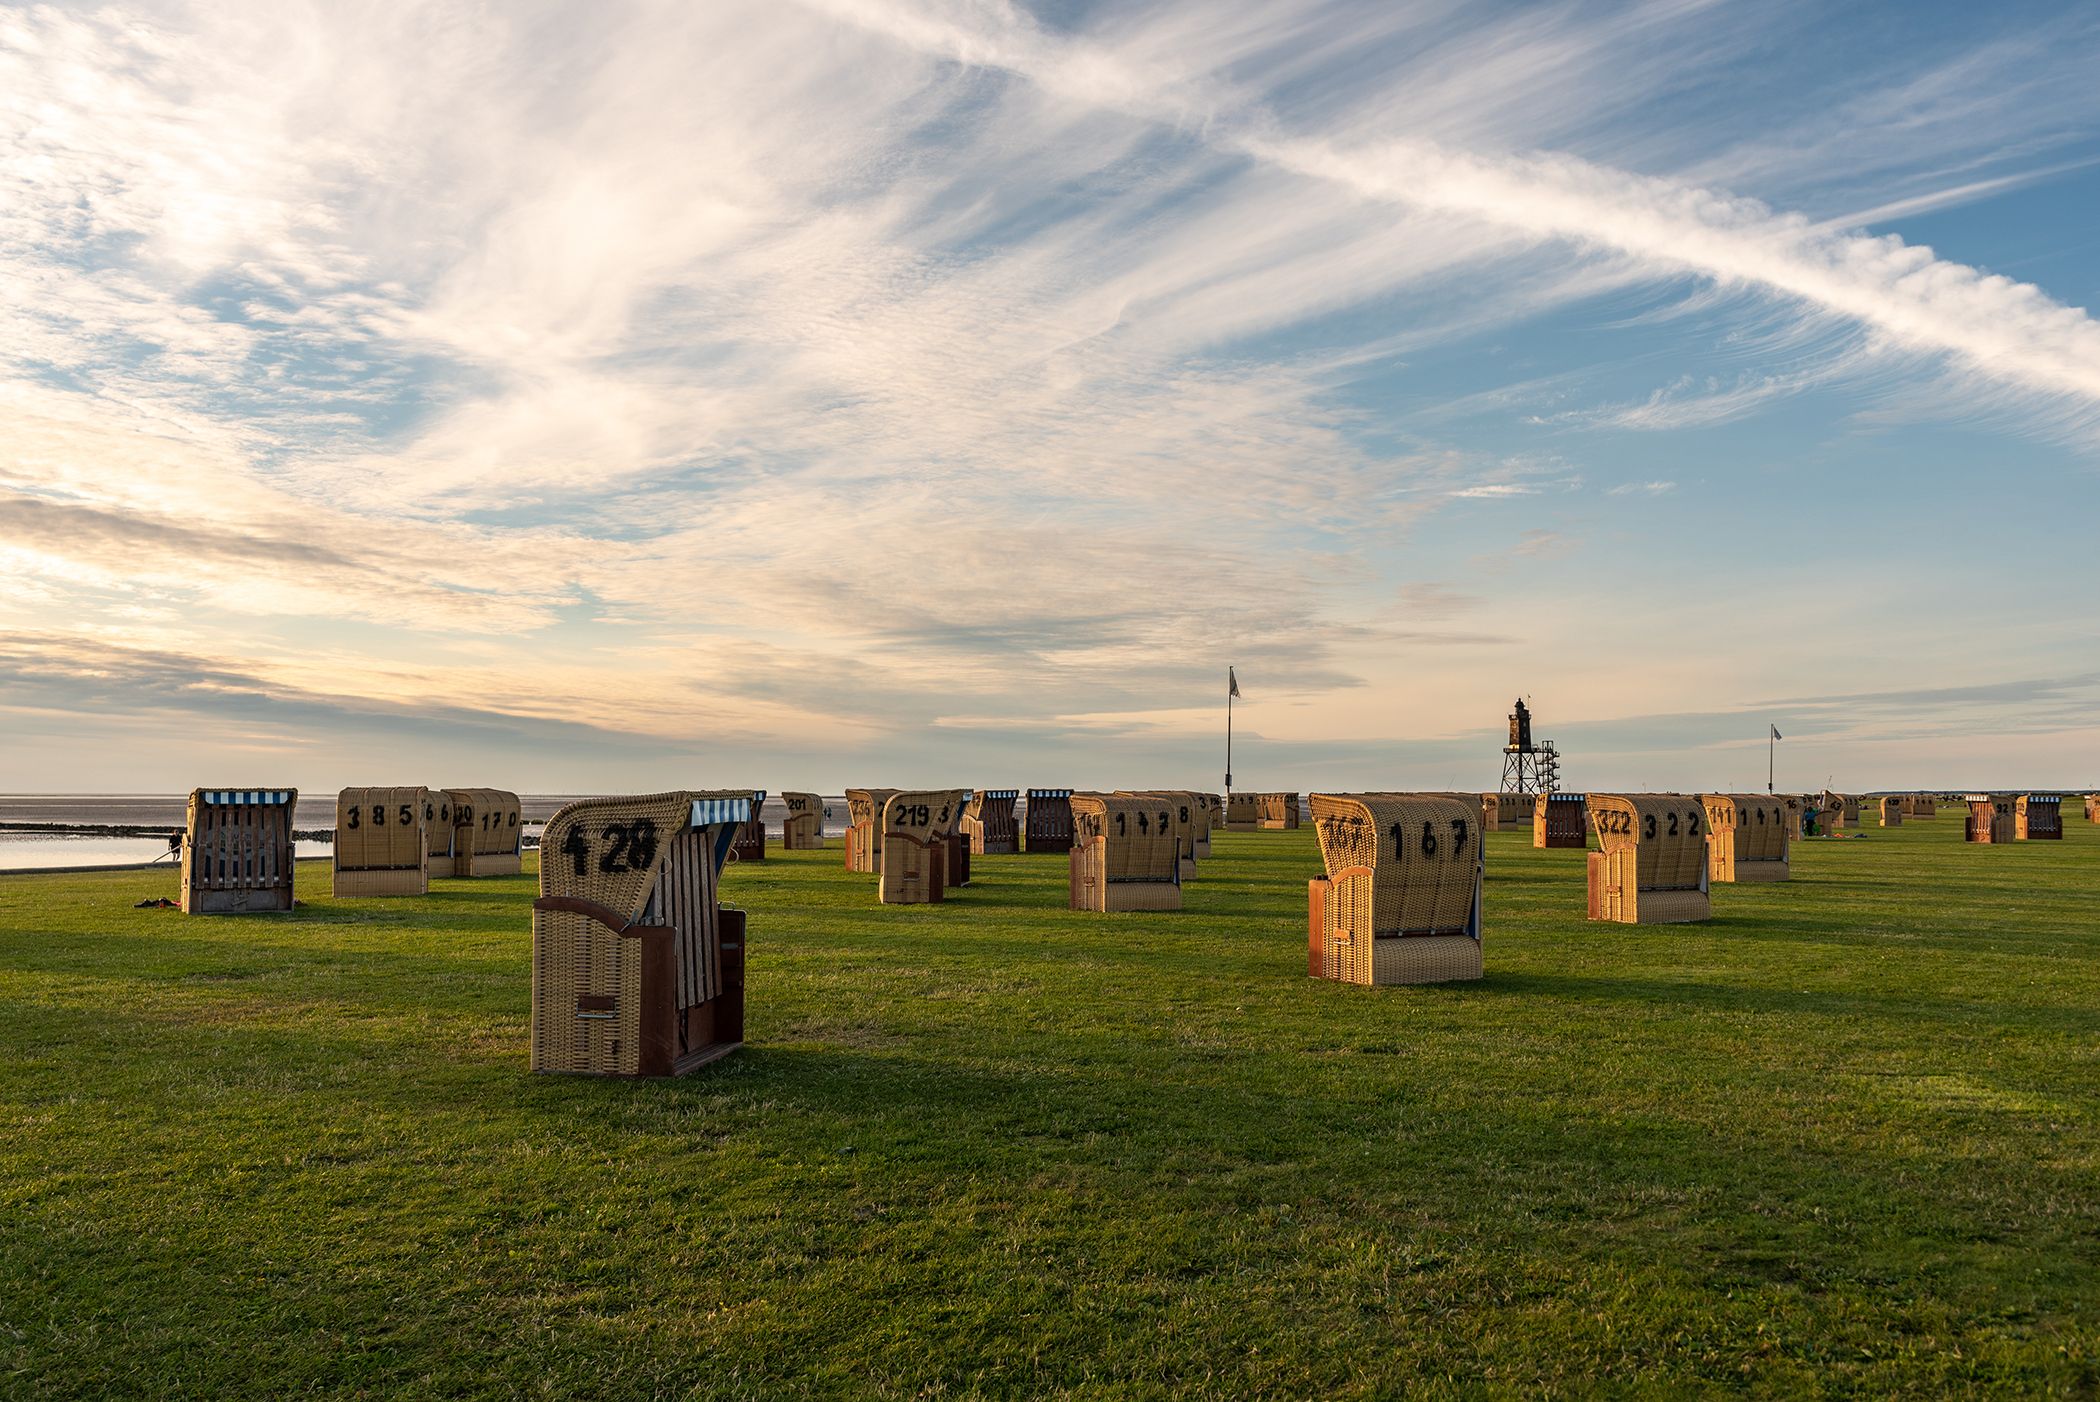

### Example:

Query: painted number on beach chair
xmin=560 ymin=817 xmax=660 ymax=877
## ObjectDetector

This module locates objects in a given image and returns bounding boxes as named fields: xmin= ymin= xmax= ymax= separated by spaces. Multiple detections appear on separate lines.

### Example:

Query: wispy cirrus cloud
xmin=804 ymin=0 xmax=2100 ymax=417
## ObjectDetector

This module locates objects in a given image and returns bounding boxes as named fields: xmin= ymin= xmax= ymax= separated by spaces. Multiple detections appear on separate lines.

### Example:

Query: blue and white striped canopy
xmin=1028 ymin=788 xmax=1073 ymax=798
xmin=981 ymin=789 xmax=1020 ymax=799
xmin=690 ymin=797 xmax=753 ymax=827
xmin=1548 ymin=792 xmax=1587 ymax=803
xmin=201 ymin=790 xmax=294 ymax=806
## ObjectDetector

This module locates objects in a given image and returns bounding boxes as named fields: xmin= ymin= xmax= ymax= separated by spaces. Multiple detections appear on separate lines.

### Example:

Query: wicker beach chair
xmin=2016 ymin=794 xmax=2063 ymax=840
xmin=531 ymin=791 xmax=751 ymax=1078
xmin=1586 ymin=794 xmax=1711 ymax=923
xmin=780 ymin=792 xmax=826 ymax=849
xmin=446 ymin=789 xmax=523 ymax=876
xmin=845 ymin=788 xmax=899 ymax=872
xmin=1700 ymin=794 xmax=1790 ymax=883
xmin=1117 ymin=791 xmax=1200 ymax=881
xmin=1068 ymin=793 xmax=1182 ymax=912
xmin=879 ymin=790 xmax=968 ymax=904
xmin=1307 ymin=793 xmax=1483 ymax=985
xmin=1964 ymin=794 xmax=2016 ymax=844
xmin=333 ymin=786 xmax=431 ymax=897
xmin=962 ymin=790 xmax=1020 ymax=855
xmin=935 ymin=790 xmax=973 ymax=888
xmin=1193 ymin=794 xmax=1222 ymax=855
xmin=424 ymin=790 xmax=459 ymax=877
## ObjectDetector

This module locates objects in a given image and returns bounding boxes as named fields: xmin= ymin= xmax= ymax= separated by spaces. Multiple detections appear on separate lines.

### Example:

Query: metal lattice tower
xmin=1500 ymin=698 xmax=1561 ymax=797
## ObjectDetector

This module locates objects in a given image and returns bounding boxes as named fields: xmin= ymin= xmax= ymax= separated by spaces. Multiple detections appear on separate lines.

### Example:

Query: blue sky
xmin=1 ymin=0 xmax=2097 ymax=796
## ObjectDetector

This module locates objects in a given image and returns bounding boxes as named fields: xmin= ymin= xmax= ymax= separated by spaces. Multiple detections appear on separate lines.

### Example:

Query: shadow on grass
xmin=1487 ymin=968 xmax=2100 ymax=1032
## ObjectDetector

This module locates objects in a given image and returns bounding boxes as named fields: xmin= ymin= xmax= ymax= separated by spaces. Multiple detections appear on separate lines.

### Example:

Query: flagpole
xmin=1225 ymin=675 xmax=1234 ymax=794
xmin=1768 ymin=726 xmax=1774 ymax=794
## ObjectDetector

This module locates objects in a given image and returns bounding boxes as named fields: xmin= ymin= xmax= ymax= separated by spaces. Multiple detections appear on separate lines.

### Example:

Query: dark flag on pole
xmin=1229 ymin=667 xmax=1241 ymax=699
xmin=1771 ymin=724 xmax=1782 ymax=740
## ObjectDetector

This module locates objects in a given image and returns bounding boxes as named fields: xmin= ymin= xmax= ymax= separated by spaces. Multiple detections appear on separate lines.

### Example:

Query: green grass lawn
xmin=3 ymin=818 xmax=2097 ymax=1397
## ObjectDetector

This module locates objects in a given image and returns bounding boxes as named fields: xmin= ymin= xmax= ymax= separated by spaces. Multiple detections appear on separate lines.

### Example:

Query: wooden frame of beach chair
xmin=1964 ymin=794 xmax=2015 ymax=844
xmin=1023 ymin=789 xmax=1074 ymax=854
xmin=180 ymin=789 xmax=298 ymax=914
xmin=1533 ymin=792 xmax=1587 ymax=849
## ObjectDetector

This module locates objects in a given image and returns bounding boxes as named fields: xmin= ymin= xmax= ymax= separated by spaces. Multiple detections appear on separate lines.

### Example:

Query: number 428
xmin=562 ymin=818 xmax=660 ymax=876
